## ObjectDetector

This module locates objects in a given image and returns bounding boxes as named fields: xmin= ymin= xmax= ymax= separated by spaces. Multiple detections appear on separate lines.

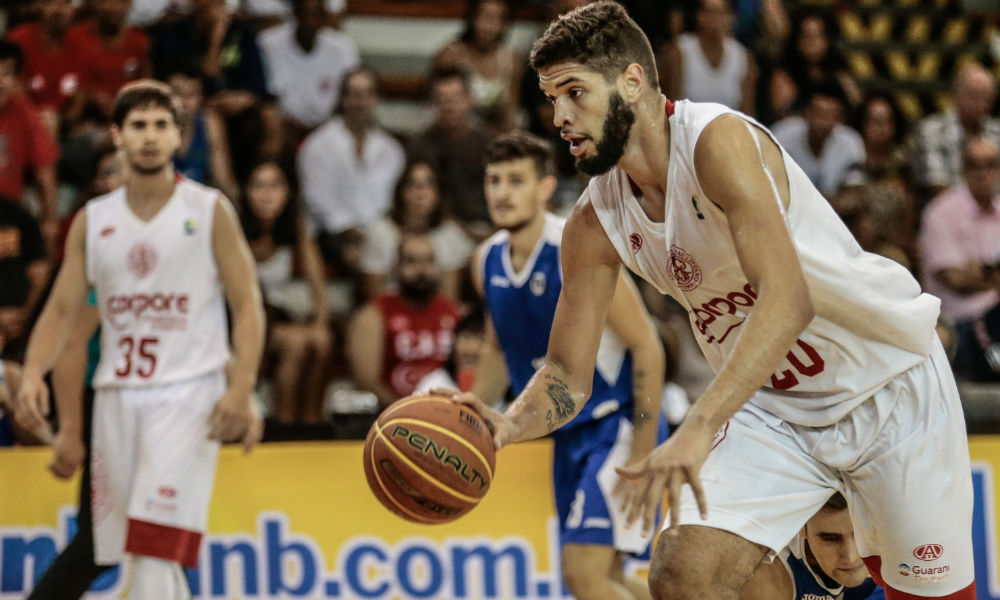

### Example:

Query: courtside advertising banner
xmin=2 ymin=438 xmax=1000 ymax=599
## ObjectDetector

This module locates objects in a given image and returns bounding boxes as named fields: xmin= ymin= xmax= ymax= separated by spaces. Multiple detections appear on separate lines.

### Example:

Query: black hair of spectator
xmin=390 ymin=160 xmax=447 ymax=230
xmin=160 ymin=58 xmax=205 ymax=83
xmin=485 ymin=130 xmax=555 ymax=178
xmin=821 ymin=491 xmax=848 ymax=511
xmin=333 ymin=65 xmax=378 ymax=116
xmin=856 ymin=89 xmax=908 ymax=146
xmin=459 ymin=0 xmax=510 ymax=47
xmin=801 ymin=79 xmax=849 ymax=110
xmin=0 ymin=40 xmax=25 ymax=75
xmin=441 ymin=308 xmax=487 ymax=381
xmin=426 ymin=66 xmax=472 ymax=98
xmin=112 ymin=80 xmax=180 ymax=127
xmin=782 ymin=7 xmax=848 ymax=81
xmin=240 ymin=160 xmax=300 ymax=248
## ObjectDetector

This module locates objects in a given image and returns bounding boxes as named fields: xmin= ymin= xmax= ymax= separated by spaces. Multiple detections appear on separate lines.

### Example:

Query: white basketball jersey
xmin=86 ymin=179 xmax=230 ymax=389
xmin=589 ymin=100 xmax=940 ymax=426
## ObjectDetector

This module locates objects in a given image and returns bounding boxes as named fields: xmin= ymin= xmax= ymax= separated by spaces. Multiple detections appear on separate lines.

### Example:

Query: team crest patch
xmin=914 ymin=544 xmax=943 ymax=561
xmin=127 ymin=242 xmax=158 ymax=278
xmin=629 ymin=233 xmax=643 ymax=253
xmin=667 ymin=245 xmax=702 ymax=291
xmin=530 ymin=271 xmax=547 ymax=296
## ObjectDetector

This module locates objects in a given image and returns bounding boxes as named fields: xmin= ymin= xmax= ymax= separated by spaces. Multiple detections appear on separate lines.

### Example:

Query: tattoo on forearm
xmin=543 ymin=373 xmax=575 ymax=432
xmin=633 ymin=410 xmax=651 ymax=427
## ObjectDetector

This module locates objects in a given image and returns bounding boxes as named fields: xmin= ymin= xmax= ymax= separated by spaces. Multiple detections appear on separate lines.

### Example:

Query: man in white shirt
xmin=772 ymin=81 xmax=865 ymax=197
xmin=297 ymin=66 xmax=405 ymax=269
xmin=259 ymin=0 xmax=359 ymax=131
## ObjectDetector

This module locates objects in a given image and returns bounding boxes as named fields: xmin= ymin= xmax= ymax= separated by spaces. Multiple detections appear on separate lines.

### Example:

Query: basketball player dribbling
xmin=454 ymin=2 xmax=975 ymax=599
xmin=14 ymin=80 xmax=265 ymax=599
xmin=474 ymin=131 xmax=666 ymax=600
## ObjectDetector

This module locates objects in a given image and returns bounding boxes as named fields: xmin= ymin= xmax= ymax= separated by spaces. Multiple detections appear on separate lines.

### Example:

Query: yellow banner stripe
xmin=382 ymin=417 xmax=494 ymax=481
xmin=374 ymin=421 xmax=480 ymax=504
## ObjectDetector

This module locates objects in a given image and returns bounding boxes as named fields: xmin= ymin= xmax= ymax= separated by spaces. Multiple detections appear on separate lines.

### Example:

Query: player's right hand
xmin=13 ymin=368 xmax=50 ymax=435
xmin=438 ymin=388 xmax=516 ymax=451
xmin=49 ymin=429 xmax=85 ymax=480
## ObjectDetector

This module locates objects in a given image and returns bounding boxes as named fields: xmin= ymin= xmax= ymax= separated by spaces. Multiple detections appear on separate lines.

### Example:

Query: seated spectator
xmin=244 ymin=0 xmax=344 ymax=26
xmin=0 ymin=197 xmax=50 ymax=358
xmin=166 ymin=64 xmax=238 ymax=200
xmin=660 ymin=0 xmax=756 ymax=115
xmin=856 ymin=90 xmax=917 ymax=265
xmin=346 ymin=234 xmax=460 ymax=410
xmin=769 ymin=7 xmax=859 ymax=122
xmin=150 ymin=0 xmax=280 ymax=173
xmin=65 ymin=0 xmax=150 ymax=119
xmin=772 ymin=81 xmax=864 ymax=197
xmin=259 ymin=0 xmax=359 ymax=142
xmin=433 ymin=0 xmax=522 ymax=132
xmin=0 ymin=41 xmax=60 ymax=243
xmin=359 ymin=160 xmax=473 ymax=303
xmin=415 ymin=310 xmax=486 ymax=395
xmin=919 ymin=137 xmax=1000 ymax=382
xmin=7 ymin=0 xmax=91 ymax=133
xmin=298 ymin=66 xmax=405 ymax=271
xmin=241 ymin=160 xmax=333 ymax=431
xmin=911 ymin=63 xmax=1000 ymax=204
xmin=410 ymin=68 xmax=494 ymax=239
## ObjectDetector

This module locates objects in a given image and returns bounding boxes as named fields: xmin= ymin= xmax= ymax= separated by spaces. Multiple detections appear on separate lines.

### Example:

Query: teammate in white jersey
xmin=14 ymin=80 xmax=265 ymax=600
xmin=453 ymin=3 xmax=975 ymax=599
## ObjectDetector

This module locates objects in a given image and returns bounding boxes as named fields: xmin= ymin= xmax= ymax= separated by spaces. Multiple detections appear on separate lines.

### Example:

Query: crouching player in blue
xmin=470 ymin=131 xmax=668 ymax=600
xmin=742 ymin=493 xmax=885 ymax=600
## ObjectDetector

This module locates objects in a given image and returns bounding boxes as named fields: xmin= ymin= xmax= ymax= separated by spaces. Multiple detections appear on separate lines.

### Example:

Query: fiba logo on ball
xmin=913 ymin=543 xmax=943 ymax=561
xmin=127 ymin=242 xmax=158 ymax=278
xmin=667 ymin=245 xmax=702 ymax=291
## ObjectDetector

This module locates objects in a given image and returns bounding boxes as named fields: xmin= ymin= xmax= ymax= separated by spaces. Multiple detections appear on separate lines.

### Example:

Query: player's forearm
xmin=227 ymin=300 xmax=265 ymax=397
xmin=685 ymin=290 xmax=813 ymax=434
xmin=23 ymin=301 xmax=79 ymax=379
xmin=504 ymin=359 xmax=589 ymax=444
xmin=630 ymin=347 xmax=664 ymax=457
xmin=50 ymin=341 xmax=87 ymax=435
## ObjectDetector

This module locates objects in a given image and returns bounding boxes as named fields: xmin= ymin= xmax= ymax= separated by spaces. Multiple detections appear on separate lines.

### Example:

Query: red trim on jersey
xmin=666 ymin=99 xmax=675 ymax=117
xmin=862 ymin=556 xmax=976 ymax=599
xmin=125 ymin=518 xmax=202 ymax=567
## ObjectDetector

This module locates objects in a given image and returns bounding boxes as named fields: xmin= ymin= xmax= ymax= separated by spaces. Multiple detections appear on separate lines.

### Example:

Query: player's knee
xmin=649 ymin=535 xmax=749 ymax=600
xmin=561 ymin=561 xmax=608 ymax=596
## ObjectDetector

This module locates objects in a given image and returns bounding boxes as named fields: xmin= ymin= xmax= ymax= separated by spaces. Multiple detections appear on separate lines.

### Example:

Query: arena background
xmin=2 ymin=0 xmax=1000 ymax=597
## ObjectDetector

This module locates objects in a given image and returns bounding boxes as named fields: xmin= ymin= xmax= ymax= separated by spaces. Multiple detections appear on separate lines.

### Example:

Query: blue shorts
xmin=552 ymin=414 xmax=668 ymax=556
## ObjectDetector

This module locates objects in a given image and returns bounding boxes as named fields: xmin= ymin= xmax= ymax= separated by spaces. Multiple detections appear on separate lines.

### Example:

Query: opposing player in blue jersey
xmin=742 ymin=493 xmax=885 ymax=600
xmin=471 ymin=130 xmax=667 ymax=600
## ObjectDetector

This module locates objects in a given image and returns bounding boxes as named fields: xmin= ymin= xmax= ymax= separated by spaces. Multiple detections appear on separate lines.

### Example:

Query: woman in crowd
xmin=769 ymin=7 xmax=860 ymax=121
xmin=359 ymin=160 xmax=474 ymax=303
xmin=241 ymin=160 xmax=332 ymax=434
xmin=433 ymin=0 xmax=522 ymax=131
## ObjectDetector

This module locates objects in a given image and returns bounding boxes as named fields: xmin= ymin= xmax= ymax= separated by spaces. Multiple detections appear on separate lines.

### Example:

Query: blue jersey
xmin=783 ymin=540 xmax=885 ymax=600
xmin=482 ymin=214 xmax=633 ymax=431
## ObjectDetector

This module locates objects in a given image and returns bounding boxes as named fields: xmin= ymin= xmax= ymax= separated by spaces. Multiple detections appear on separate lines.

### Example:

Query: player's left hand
xmin=208 ymin=388 xmax=262 ymax=453
xmin=614 ymin=421 xmax=713 ymax=537
xmin=49 ymin=429 xmax=86 ymax=480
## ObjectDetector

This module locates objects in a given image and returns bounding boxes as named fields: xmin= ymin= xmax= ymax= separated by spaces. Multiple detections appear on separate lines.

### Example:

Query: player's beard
xmin=128 ymin=157 xmax=170 ymax=176
xmin=399 ymin=275 xmax=440 ymax=305
xmin=576 ymin=92 xmax=636 ymax=176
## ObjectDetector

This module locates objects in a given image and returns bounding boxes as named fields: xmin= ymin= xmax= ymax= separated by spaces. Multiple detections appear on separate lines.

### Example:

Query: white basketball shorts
xmin=673 ymin=340 xmax=975 ymax=596
xmin=91 ymin=371 xmax=225 ymax=568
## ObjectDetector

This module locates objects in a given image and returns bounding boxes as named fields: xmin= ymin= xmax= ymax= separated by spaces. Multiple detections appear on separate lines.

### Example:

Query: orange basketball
xmin=363 ymin=394 xmax=497 ymax=524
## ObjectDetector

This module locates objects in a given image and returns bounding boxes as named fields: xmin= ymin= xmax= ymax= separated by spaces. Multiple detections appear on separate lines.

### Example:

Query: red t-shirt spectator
xmin=65 ymin=21 xmax=149 ymax=106
xmin=375 ymin=293 xmax=459 ymax=397
xmin=0 ymin=93 xmax=60 ymax=202
xmin=7 ymin=23 xmax=93 ymax=111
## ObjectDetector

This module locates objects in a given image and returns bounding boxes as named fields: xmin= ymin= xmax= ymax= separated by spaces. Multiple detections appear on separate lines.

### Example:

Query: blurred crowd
xmin=0 ymin=0 xmax=999 ymax=444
